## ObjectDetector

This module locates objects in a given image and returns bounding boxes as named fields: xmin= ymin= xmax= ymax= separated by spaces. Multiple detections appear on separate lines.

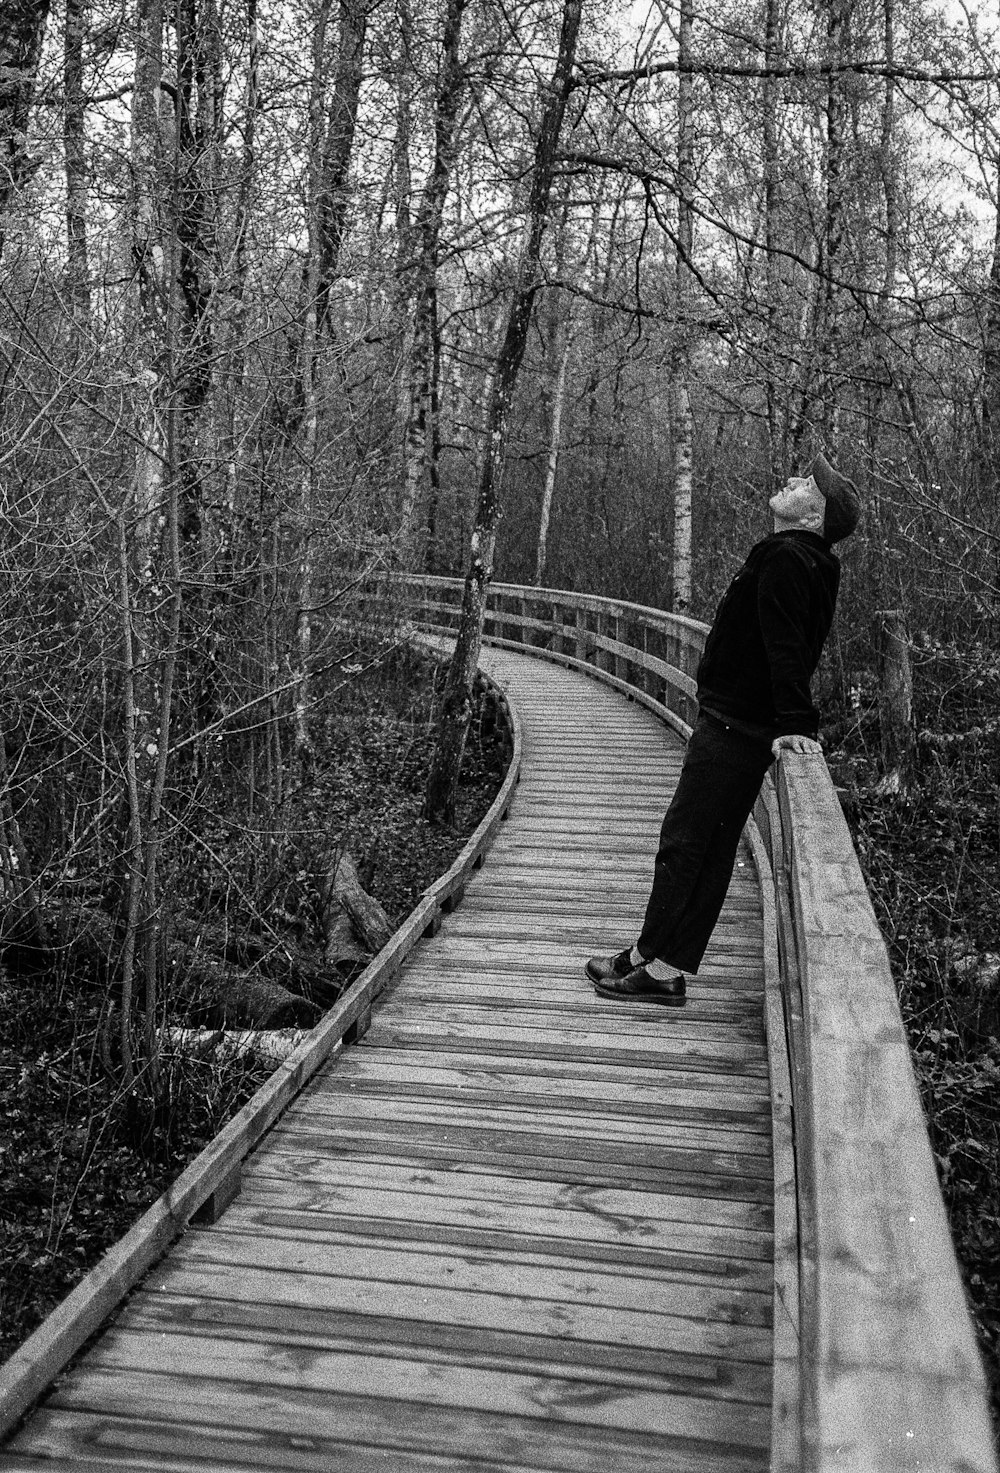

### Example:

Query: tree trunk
xmin=398 ymin=0 xmax=467 ymax=568
xmin=222 ymin=0 xmax=260 ymax=521
xmin=671 ymin=0 xmax=694 ymax=612
xmin=166 ymin=945 xmax=322 ymax=1027
xmin=174 ymin=0 xmax=221 ymax=535
xmin=294 ymin=0 xmax=331 ymax=781
xmin=813 ymin=0 xmax=848 ymax=444
xmin=174 ymin=0 xmax=228 ymax=742
xmin=877 ymin=0 xmax=898 ymax=307
xmin=64 ymin=0 xmax=91 ymax=331
xmin=0 ymin=0 xmax=52 ymax=260
xmin=124 ymin=0 xmax=171 ymax=1089
xmin=535 ymin=328 xmax=570 ymax=586
xmin=425 ymin=0 xmax=582 ymax=825
xmin=762 ymin=0 xmax=781 ymax=477
xmin=822 ymin=0 xmax=847 ymax=441
xmin=875 ymin=608 xmax=914 ymax=793
xmin=317 ymin=0 xmax=368 ymax=330
xmin=0 ymin=724 xmax=48 ymax=948
xmin=980 ymin=164 xmax=1000 ymax=506
xmin=323 ymin=851 xmax=393 ymax=955
xmin=162 ymin=1028 xmax=310 ymax=1067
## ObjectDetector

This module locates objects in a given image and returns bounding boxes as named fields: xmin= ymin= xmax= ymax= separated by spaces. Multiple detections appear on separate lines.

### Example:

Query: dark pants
xmin=637 ymin=713 xmax=773 ymax=974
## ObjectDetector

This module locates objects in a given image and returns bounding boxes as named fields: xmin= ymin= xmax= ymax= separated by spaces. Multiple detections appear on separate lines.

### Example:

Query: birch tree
xmin=121 ymin=0 xmax=174 ymax=1089
xmin=670 ymin=0 xmax=694 ymax=611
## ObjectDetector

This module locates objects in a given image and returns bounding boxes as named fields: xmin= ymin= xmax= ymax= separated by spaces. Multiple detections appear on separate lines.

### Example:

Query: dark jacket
xmin=696 ymin=530 xmax=840 ymax=739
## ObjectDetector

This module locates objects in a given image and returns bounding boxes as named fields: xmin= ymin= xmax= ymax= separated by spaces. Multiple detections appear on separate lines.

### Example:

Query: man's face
xmin=769 ymin=474 xmax=826 ymax=527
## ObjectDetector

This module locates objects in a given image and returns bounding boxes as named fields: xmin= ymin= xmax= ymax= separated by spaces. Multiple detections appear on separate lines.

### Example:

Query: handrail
xmin=393 ymin=571 xmax=707 ymax=741
xmin=0 ymin=661 xmax=523 ymax=1443
xmin=393 ymin=572 xmax=997 ymax=1473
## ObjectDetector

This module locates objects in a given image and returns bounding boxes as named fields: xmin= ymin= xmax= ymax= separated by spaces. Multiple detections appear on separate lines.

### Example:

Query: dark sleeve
xmin=756 ymin=547 xmax=821 ymax=738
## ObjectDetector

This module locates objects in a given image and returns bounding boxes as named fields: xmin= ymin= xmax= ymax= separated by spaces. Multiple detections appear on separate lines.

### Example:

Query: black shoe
xmin=585 ymin=947 xmax=635 ymax=984
xmin=593 ymin=964 xmax=686 ymax=1007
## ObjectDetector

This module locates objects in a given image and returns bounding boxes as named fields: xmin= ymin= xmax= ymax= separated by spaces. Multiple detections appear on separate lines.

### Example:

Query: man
xmin=586 ymin=452 xmax=860 ymax=1006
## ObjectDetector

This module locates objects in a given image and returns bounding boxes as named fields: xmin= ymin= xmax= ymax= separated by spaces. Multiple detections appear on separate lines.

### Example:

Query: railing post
xmin=614 ymin=614 xmax=627 ymax=681
xmin=575 ymin=607 xmax=586 ymax=662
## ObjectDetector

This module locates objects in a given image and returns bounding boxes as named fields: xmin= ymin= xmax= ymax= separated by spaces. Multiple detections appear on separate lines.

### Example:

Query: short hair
xmin=811 ymin=452 xmax=861 ymax=544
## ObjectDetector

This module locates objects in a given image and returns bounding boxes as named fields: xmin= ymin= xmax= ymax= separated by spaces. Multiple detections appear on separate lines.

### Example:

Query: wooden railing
xmin=395 ymin=573 xmax=997 ymax=1473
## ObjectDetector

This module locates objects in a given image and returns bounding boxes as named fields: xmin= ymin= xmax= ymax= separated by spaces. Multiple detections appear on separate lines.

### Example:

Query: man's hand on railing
xmin=771 ymin=733 xmax=823 ymax=759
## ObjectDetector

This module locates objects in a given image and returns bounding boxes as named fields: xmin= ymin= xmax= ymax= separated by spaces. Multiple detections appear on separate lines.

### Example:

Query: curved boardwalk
xmin=1 ymin=648 xmax=774 ymax=1473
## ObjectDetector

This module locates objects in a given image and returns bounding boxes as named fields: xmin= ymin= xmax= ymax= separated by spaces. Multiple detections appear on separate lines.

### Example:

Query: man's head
xmin=769 ymin=453 xmax=861 ymax=544
xmin=810 ymin=452 xmax=861 ymax=544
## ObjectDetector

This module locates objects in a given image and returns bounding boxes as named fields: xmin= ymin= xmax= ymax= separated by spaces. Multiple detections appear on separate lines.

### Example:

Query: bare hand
xmin=771 ymin=733 xmax=823 ymax=759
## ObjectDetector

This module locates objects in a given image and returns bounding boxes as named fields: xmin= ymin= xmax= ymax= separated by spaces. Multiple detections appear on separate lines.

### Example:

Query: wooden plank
xmin=393 ymin=962 xmax=766 ymax=995
xmin=436 ymin=913 xmax=764 ymax=943
xmin=30 ymin=1371 xmax=770 ymax=1472
xmin=97 ymin=1262 xmax=772 ymax=1361
xmin=266 ymin=1115 xmax=773 ymax=1187
xmin=190 ymin=1213 xmax=774 ymax=1298
xmin=219 ymin=1154 xmax=776 ymax=1230
xmin=288 ymin=1094 xmax=773 ymax=1157
xmin=365 ymin=1001 xmax=764 ymax=1047
xmin=306 ymin=1052 xmax=773 ymax=1120
xmin=148 ymin=1231 xmax=774 ymax=1333
xmin=462 ymin=881 xmax=761 ymax=909
xmin=117 ymin=1292 xmax=773 ymax=1396
xmin=406 ymin=935 xmax=764 ymax=967
xmin=69 ymin=1328 xmax=773 ymax=1445
xmin=393 ymin=979 xmax=764 ymax=1020
xmin=1 ymin=1410 xmax=768 ymax=1473
xmin=254 ymin=1141 xmax=772 ymax=1205
xmin=359 ymin=1017 xmax=769 ymax=1072
xmin=315 ymin=1042 xmax=772 ymax=1098
xmin=232 ymin=1181 xmax=774 ymax=1261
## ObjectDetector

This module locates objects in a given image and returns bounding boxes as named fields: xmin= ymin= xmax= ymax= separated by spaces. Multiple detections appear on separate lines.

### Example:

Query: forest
xmin=1 ymin=0 xmax=999 ymax=1406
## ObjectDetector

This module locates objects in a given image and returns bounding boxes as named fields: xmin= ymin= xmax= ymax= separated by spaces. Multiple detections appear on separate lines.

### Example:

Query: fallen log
xmin=164 ymin=942 xmax=321 ymax=1029
xmin=161 ymin=1027 xmax=309 ymax=1068
xmin=167 ymin=915 xmax=343 ymax=1011
xmin=324 ymin=852 xmax=393 ymax=958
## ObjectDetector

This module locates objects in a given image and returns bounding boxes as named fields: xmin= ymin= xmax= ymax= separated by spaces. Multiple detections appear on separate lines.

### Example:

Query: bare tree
xmin=0 ymin=0 xmax=52 ymax=260
xmin=63 ymin=0 xmax=90 ymax=332
xmin=318 ymin=0 xmax=369 ymax=329
xmin=398 ymin=0 xmax=468 ymax=568
xmin=671 ymin=0 xmax=694 ymax=611
xmin=121 ymin=0 xmax=174 ymax=1088
xmin=425 ymin=0 xmax=583 ymax=824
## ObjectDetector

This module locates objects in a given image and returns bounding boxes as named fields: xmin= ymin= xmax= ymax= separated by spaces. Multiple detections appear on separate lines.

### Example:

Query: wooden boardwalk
xmin=1 ymin=647 xmax=774 ymax=1472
